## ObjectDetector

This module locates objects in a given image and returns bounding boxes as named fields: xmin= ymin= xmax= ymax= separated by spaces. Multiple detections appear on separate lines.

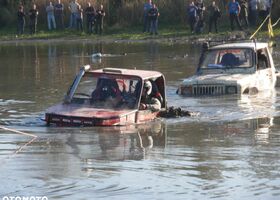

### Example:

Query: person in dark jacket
xmin=148 ymin=3 xmax=160 ymax=35
xmin=208 ymin=1 xmax=220 ymax=33
xmin=248 ymin=0 xmax=258 ymax=27
xmin=187 ymin=1 xmax=198 ymax=33
xmin=54 ymin=0 xmax=64 ymax=29
xmin=143 ymin=0 xmax=152 ymax=32
xmin=29 ymin=4 xmax=39 ymax=34
xmin=17 ymin=5 xmax=25 ymax=35
xmin=194 ymin=0 xmax=205 ymax=33
xmin=85 ymin=2 xmax=96 ymax=34
xmin=95 ymin=4 xmax=105 ymax=34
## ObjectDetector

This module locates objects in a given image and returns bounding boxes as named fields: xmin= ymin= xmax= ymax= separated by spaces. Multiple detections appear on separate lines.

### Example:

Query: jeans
xmin=17 ymin=19 xmax=25 ymax=34
xmin=69 ymin=13 xmax=77 ymax=28
xmin=239 ymin=9 xmax=249 ymax=27
xmin=47 ymin=14 xmax=56 ymax=30
xmin=230 ymin=13 xmax=242 ymax=30
xmin=143 ymin=15 xmax=150 ymax=32
xmin=249 ymin=9 xmax=257 ymax=27
xmin=95 ymin=19 xmax=103 ymax=34
xmin=76 ymin=18 xmax=83 ymax=31
xmin=87 ymin=17 xmax=94 ymax=33
xmin=29 ymin=18 xmax=37 ymax=34
xmin=189 ymin=15 xmax=197 ymax=33
xmin=209 ymin=16 xmax=218 ymax=33
xmin=150 ymin=19 xmax=158 ymax=34
xmin=55 ymin=14 xmax=64 ymax=29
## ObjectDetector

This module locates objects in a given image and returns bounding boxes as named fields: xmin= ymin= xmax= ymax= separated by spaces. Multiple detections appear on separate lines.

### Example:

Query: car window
xmin=201 ymin=48 xmax=253 ymax=69
xmin=72 ymin=75 xmax=141 ymax=109
xmin=257 ymin=48 xmax=270 ymax=70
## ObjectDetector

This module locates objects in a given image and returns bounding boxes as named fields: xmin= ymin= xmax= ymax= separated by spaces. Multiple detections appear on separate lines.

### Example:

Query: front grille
xmin=193 ymin=85 xmax=225 ymax=95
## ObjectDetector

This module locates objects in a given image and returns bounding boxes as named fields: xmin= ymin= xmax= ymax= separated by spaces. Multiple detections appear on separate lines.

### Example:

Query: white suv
xmin=177 ymin=41 xmax=277 ymax=96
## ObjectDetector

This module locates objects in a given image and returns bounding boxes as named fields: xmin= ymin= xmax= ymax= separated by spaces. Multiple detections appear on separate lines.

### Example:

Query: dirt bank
xmin=1 ymin=30 xmax=274 ymax=45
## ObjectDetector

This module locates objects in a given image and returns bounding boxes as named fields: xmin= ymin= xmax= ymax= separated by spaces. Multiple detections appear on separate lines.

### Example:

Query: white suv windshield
xmin=201 ymin=48 xmax=253 ymax=69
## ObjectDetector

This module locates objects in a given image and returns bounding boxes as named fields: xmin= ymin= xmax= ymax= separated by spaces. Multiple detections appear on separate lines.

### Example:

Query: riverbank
xmin=0 ymin=25 xmax=279 ymax=44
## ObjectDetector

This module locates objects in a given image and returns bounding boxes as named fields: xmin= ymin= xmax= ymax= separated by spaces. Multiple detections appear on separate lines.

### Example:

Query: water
xmin=0 ymin=40 xmax=280 ymax=200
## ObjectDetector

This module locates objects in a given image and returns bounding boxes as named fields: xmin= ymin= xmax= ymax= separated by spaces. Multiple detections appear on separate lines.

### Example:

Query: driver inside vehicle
xmin=257 ymin=50 xmax=268 ymax=70
xmin=91 ymin=78 xmax=123 ymax=107
xmin=220 ymin=52 xmax=239 ymax=66
xmin=139 ymin=80 xmax=161 ymax=111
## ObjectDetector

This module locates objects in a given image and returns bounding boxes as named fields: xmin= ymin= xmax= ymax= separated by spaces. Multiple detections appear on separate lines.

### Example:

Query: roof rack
xmin=205 ymin=38 xmax=257 ymax=48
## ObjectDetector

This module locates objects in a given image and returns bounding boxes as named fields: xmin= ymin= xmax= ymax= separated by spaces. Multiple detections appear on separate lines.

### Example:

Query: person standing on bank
xmin=95 ymin=4 xmax=105 ymax=35
xmin=143 ymin=0 xmax=152 ymax=33
xmin=258 ymin=0 xmax=271 ymax=22
xmin=208 ymin=1 xmax=220 ymax=33
xmin=187 ymin=1 xmax=198 ymax=34
xmin=148 ymin=3 xmax=160 ymax=35
xmin=238 ymin=0 xmax=249 ymax=28
xmin=227 ymin=0 xmax=242 ymax=31
xmin=29 ymin=4 xmax=39 ymax=34
xmin=85 ymin=2 xmax=96 ymax=34
xmin=76 ymin=5 xmax=83 ymax=31
xmin=54 ymin=0 xmax=64 ymax=29
xmin=46 ymin=1 xmax=56 ymax=30
xmin=194 ymin=0 xmax=205 ymax=33
xmin=17 ymin=5 xmax=25 ymax=35
xmin=68 ymin=0 xmax=79 ymax=29
xmin=248 ymin=0 xmax=258 ymax=27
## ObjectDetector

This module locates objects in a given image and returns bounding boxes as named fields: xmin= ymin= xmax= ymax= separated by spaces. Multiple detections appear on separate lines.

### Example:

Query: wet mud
xmin=159 ymin=106 xmax=192 ymax=118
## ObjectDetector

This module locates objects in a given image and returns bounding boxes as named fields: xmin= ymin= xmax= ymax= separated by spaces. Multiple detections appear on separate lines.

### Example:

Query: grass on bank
xmin=0 ymin=23 xmax=279 ymax=42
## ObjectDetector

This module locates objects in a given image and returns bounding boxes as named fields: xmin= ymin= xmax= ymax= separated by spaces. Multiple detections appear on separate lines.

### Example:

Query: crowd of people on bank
xmin=16 ymin=0 xmax=273 ymax=36
xmin=17 ymin=0 xmax=105 ymax=35
xmin=187 ymin=0 xmax=273 ymax=34
xmin=143 ymin=0 xmax=273 ymax=35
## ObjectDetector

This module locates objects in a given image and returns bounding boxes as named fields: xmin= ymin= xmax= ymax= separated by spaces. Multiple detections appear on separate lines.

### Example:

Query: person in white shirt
xmin=68 ymin=0 xmax=80 ymax=28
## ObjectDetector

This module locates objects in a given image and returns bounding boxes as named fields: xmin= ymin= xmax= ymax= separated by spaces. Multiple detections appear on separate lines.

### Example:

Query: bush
xmin=0 ymin=7 xmax=14 ymax=26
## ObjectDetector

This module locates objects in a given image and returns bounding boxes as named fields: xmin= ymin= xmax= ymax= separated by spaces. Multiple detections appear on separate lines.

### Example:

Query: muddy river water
xmin=0 ymin=40 xmax=280 ymax=199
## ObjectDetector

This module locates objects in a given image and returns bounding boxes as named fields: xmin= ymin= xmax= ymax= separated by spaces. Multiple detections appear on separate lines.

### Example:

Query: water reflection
xmin=78 ymin=121 xmax=166 ymax=164
xmin=254 ymin=117 xmax=274 ymax=144
xmin=0 ymin=41 xmax=280 ymax=199
xmin=99 ymin=121 xmax=167 ymax=160
xmin=208 ymin=117 xmax=275 ymax=141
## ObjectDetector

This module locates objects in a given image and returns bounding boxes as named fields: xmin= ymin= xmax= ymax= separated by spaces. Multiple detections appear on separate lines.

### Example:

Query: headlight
xmin=226 ymin=86 xmax=237 ymax=94
xmin=180 ymin=85 xmax=192 ymax=95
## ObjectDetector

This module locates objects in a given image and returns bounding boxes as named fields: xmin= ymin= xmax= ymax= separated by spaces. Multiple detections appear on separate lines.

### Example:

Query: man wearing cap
xmin=139 ymin=81 xmax=161 ymax=111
